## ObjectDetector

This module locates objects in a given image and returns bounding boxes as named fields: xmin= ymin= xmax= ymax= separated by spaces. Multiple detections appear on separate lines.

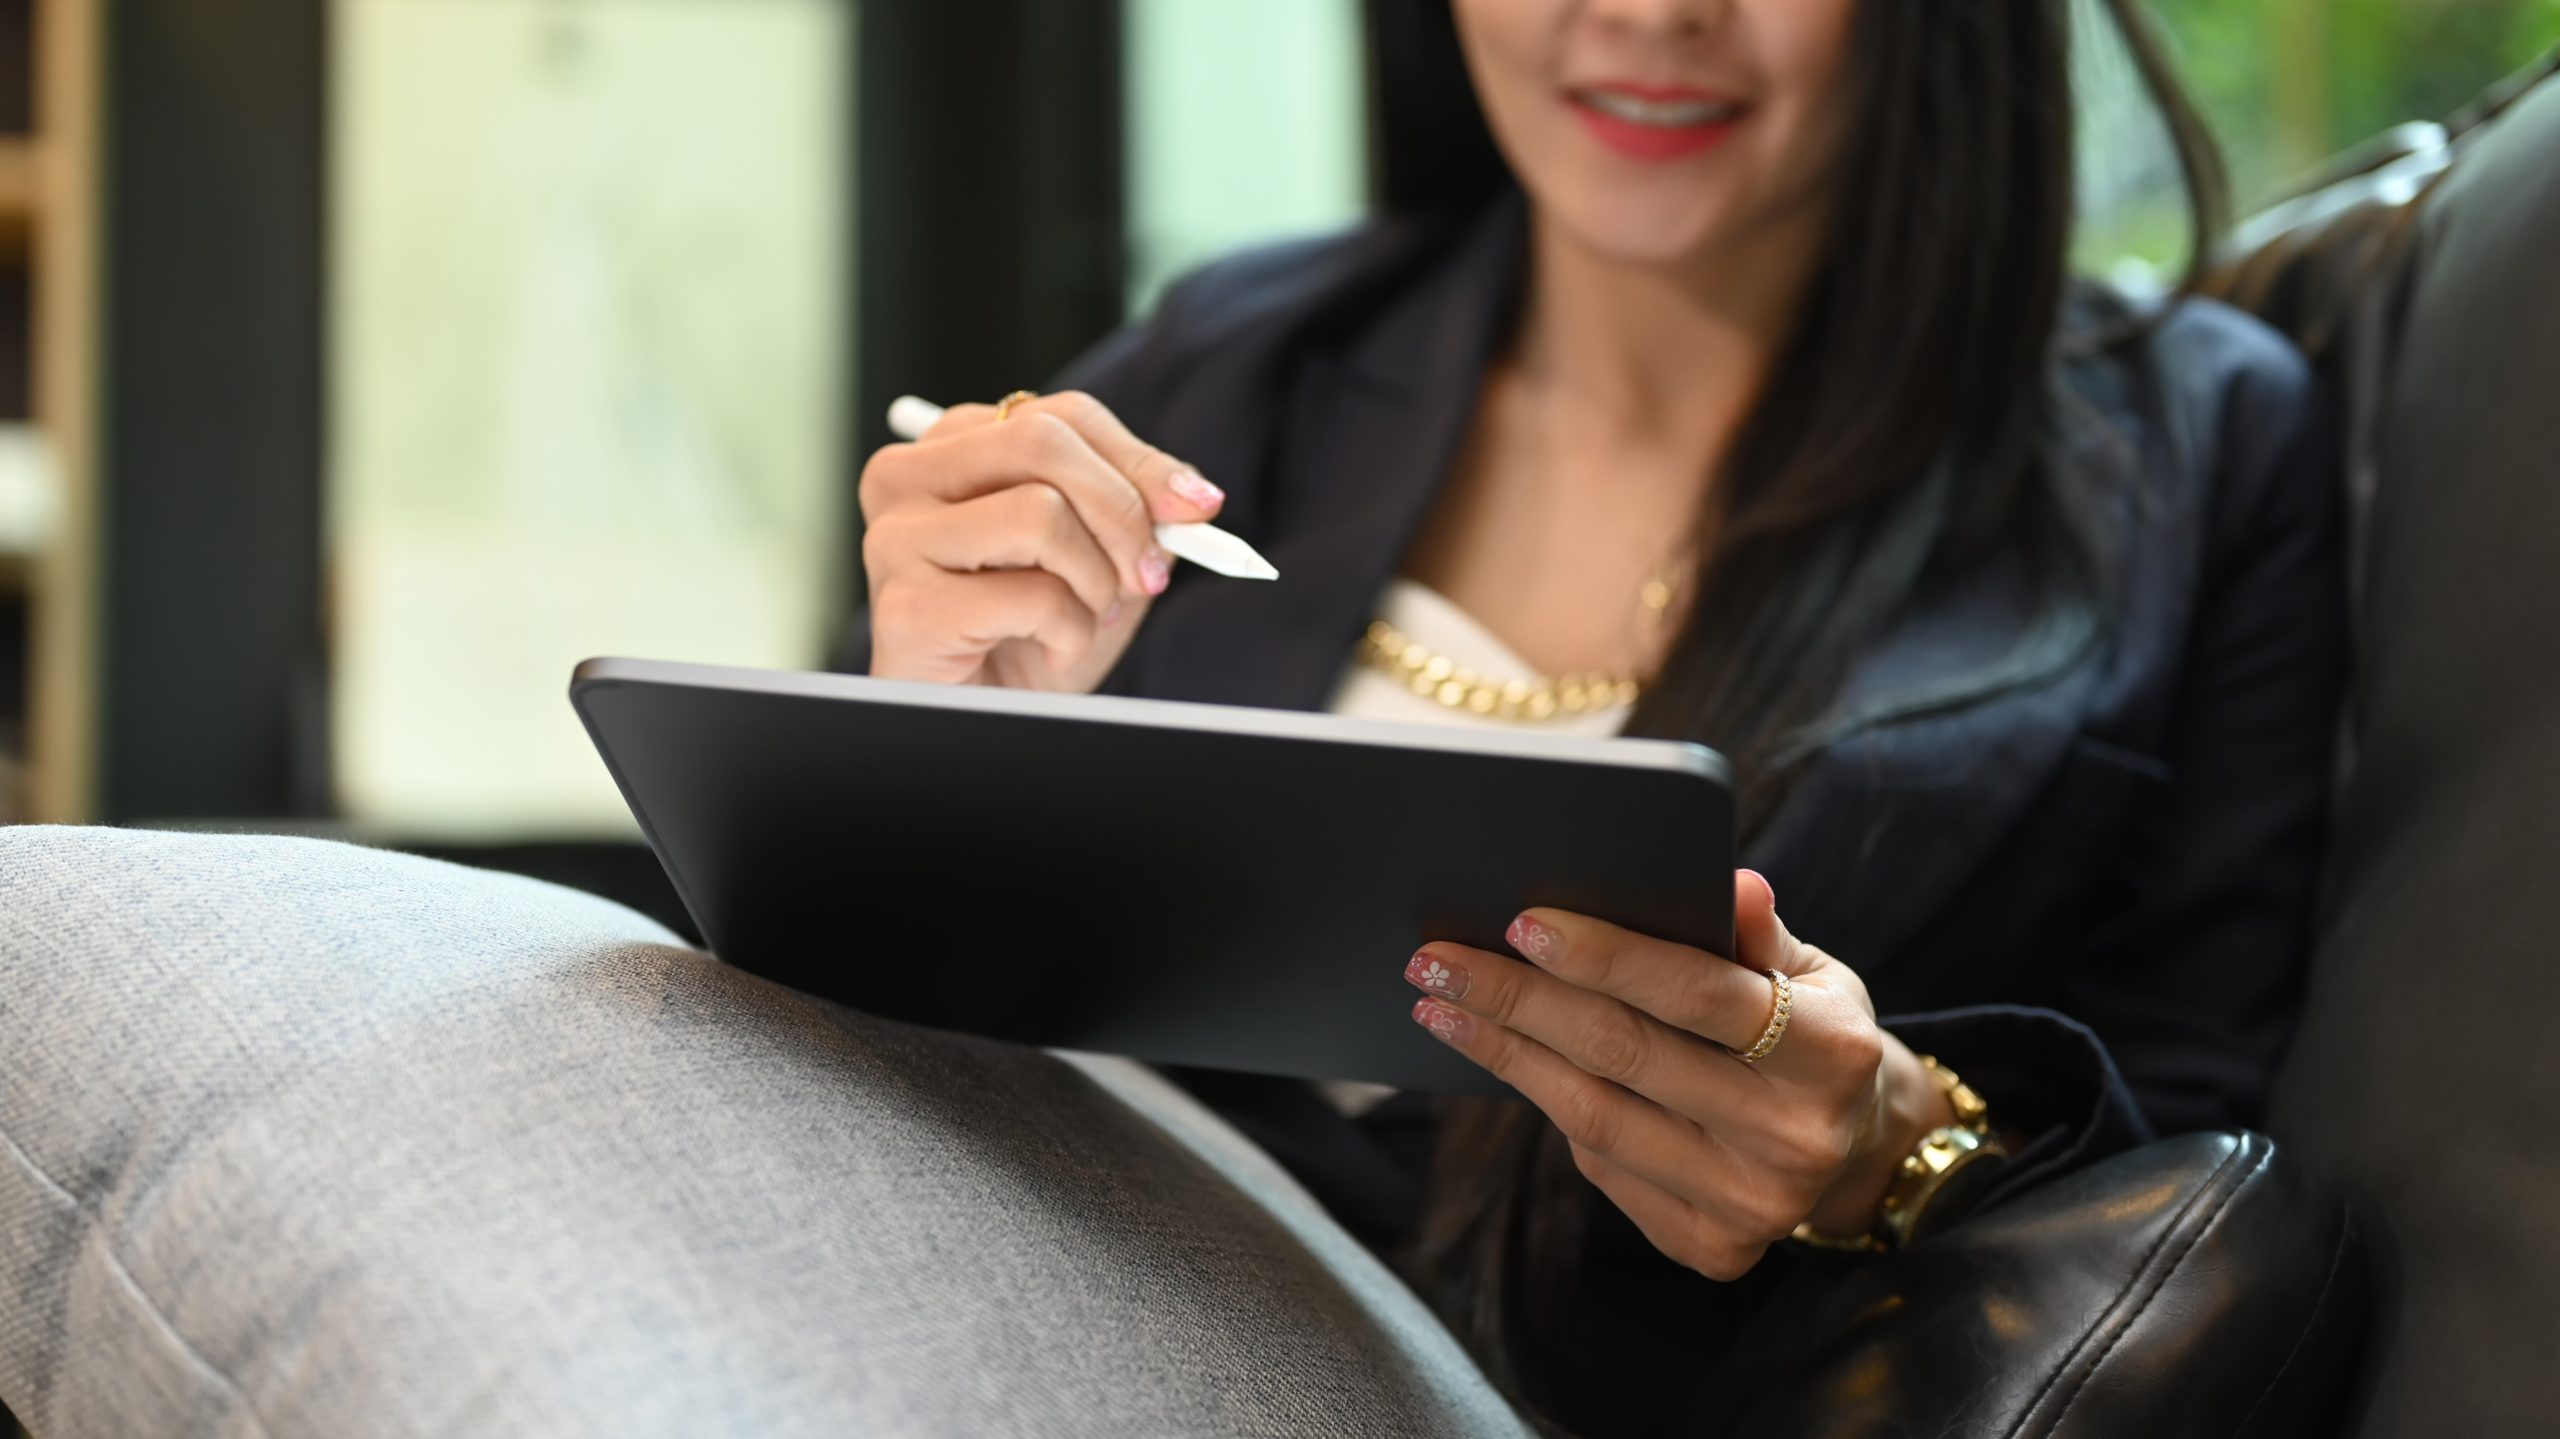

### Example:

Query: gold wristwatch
xmin=1792 ymin=1055 xmax=2010 ymax=1253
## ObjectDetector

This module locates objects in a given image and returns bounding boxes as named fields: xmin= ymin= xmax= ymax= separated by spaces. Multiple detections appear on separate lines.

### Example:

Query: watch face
xmin=1904 ymin=1146 xmax=2010 ymax=1246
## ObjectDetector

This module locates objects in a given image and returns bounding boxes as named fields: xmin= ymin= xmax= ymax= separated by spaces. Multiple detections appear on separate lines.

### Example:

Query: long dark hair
xmin=1367 ymin=0 xmax=2229 ymax=1426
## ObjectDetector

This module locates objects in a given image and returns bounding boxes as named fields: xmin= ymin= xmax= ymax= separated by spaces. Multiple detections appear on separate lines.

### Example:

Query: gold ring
xmin=1732 ymin=969 xmax=1793 ymax=1066
xmin=994 ymin=389 xmax=1039 ymax=421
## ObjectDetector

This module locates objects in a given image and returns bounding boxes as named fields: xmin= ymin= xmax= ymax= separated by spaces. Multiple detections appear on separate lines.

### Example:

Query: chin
xmin=1539 ymin=182 xmax=1739 ymax=269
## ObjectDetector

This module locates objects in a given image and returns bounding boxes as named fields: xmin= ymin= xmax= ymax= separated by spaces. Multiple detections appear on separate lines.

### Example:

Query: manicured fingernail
xmin=1139 ymin=547 xmax=1172 ymax=595
xmin=1404 ymin=949 xmax=1470 ymax=1000
xmin=1507 ymin=914 xmax=1560 ymax=964
xmin=1167 ymin=469 xmax=1224 ymax=512
xmin=1742 ymin=869 xmax=1774 ymax=906
xmin=1100 ymin=599 xmax=1124 ymax=628
xmin=1413 ymin=998 xmax=1475 ymax=1045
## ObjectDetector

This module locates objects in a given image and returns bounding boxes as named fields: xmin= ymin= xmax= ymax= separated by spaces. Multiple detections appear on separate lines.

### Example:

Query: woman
xmin=848 ymin=0 xmax=2345 ymax=1432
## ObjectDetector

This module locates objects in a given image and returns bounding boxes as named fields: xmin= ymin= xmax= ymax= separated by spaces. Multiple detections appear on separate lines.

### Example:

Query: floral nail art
xmin=1507 ymin=914 xmax=1560 ymax=963
xmin=1413 ymin=998 xmax=1475 ymax=1045
xmin=1404 ymin=950 xmax=1470 ymax=999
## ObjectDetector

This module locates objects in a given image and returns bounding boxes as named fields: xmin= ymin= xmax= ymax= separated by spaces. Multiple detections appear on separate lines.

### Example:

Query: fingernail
xmin=1742 ymin=868 xmax=1776 ymax=908
xmin=1413 ymin=998 xmax=1475 ymax=1046
xmin=1404 ymin=949 xmax=1470 ymax=1000
xmin=1507 ymin=914 xmax=1560 ymax=964
xmin=1167 ymin=469 xmax=1224 ymax=512
xmin=1100 ymin=599 xmax=1124 ymax=628
xmin=1139 ymin=547 xmax=1172 ymax=595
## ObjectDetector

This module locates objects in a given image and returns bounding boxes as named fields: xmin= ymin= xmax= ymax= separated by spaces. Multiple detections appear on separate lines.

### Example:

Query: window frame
xmin=97 ymin=0 xmax=1127 ymax=827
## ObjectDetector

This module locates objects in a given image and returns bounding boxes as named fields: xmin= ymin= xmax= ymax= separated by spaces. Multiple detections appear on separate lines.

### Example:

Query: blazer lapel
xmin=1134 ymin=199 xmax=1528 ymax=712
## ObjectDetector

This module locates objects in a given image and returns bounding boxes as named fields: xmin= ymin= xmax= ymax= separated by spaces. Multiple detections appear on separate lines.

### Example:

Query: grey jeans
xmin=0 ymin=827 xmax=1533 ymax=1438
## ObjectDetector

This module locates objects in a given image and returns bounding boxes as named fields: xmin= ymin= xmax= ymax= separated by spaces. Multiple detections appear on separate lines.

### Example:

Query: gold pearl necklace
xmin=1359 ymin=562 xmax=1683 ymax=723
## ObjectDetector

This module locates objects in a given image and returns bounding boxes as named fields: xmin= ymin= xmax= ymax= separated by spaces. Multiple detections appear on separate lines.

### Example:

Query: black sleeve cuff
xmin=1882 ymin=1004 xmax=2157 ymax=1212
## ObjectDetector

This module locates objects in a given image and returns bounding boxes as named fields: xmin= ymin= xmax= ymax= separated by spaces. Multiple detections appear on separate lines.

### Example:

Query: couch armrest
xmin=1721 ymin=1132 xmax=2367 ymax=1438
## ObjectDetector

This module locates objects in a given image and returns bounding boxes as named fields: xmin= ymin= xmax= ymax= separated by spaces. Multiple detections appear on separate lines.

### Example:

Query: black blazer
xmin=841 ymin=196 xmax=2348 ymax=1431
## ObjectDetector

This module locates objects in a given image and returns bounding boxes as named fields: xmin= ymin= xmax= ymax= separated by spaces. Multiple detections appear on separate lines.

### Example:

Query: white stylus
xmin=885 ymin=395 xmax=1279 ymax=581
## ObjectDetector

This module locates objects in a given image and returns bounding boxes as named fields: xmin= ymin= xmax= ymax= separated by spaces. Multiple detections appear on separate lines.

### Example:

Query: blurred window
xmin=1121 ymin=0 xmax=1368 ymax=316
xmin=329 ymin=0 xmax=850 ymax=838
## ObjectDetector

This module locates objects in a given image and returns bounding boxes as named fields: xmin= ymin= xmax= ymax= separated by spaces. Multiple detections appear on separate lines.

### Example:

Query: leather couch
xmin=2244 ymin=54 xmax=2560 ymax=1439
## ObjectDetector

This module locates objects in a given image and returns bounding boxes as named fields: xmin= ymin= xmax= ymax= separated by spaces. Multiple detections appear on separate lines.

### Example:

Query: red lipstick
xmin=1566 ymin=83 xmax=1746 ymax=163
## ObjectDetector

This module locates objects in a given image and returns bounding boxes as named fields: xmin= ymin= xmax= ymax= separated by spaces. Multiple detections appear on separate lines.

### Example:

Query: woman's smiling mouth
xmin=1566 ymin=83 xmax=1750 ymax=161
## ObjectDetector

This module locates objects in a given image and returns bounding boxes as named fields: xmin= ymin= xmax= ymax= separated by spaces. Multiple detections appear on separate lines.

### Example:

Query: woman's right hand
xmin=857 ymin=390 xmax=1226 ymax=691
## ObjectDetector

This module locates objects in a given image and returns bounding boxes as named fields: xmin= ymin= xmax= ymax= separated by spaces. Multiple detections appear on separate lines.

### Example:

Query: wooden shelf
xmin=0 ymin=138 xmax=33 ymax=257
xmin=20 ymin=0 xmax=100 ymax=823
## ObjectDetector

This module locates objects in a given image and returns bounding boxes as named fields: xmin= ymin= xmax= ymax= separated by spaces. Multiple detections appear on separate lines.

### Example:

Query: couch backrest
xmin=2263 ymin=67 xmax=2560 ymax=1439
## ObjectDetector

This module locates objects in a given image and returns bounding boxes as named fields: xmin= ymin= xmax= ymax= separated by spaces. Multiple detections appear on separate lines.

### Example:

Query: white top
xmin=1317 ymin=580 xmax=1632 ymax=1116
xmin=1325 ymin=579 xmax=1637 ymax=737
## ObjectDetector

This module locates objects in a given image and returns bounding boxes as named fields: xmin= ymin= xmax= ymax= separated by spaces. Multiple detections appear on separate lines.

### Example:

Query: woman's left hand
xmin=1408 ymin=871 xmax=1955 ymax=1278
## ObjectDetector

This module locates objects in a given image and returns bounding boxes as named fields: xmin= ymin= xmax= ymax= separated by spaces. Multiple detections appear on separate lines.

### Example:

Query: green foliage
xmin=2151 ymin=0 xmax=2560 ymax=206
xmin=2079 ymin=0 xmax=2558 ymax=273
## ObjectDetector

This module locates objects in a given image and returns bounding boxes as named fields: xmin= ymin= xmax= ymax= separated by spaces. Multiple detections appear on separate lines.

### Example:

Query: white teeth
xmin=1580 ymin=90 xmax=1739 ymax=127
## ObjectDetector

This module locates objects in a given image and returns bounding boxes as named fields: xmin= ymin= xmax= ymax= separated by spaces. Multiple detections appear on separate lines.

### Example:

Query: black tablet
xmin=570 ymin=657 xmax=1736 ymax=1095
